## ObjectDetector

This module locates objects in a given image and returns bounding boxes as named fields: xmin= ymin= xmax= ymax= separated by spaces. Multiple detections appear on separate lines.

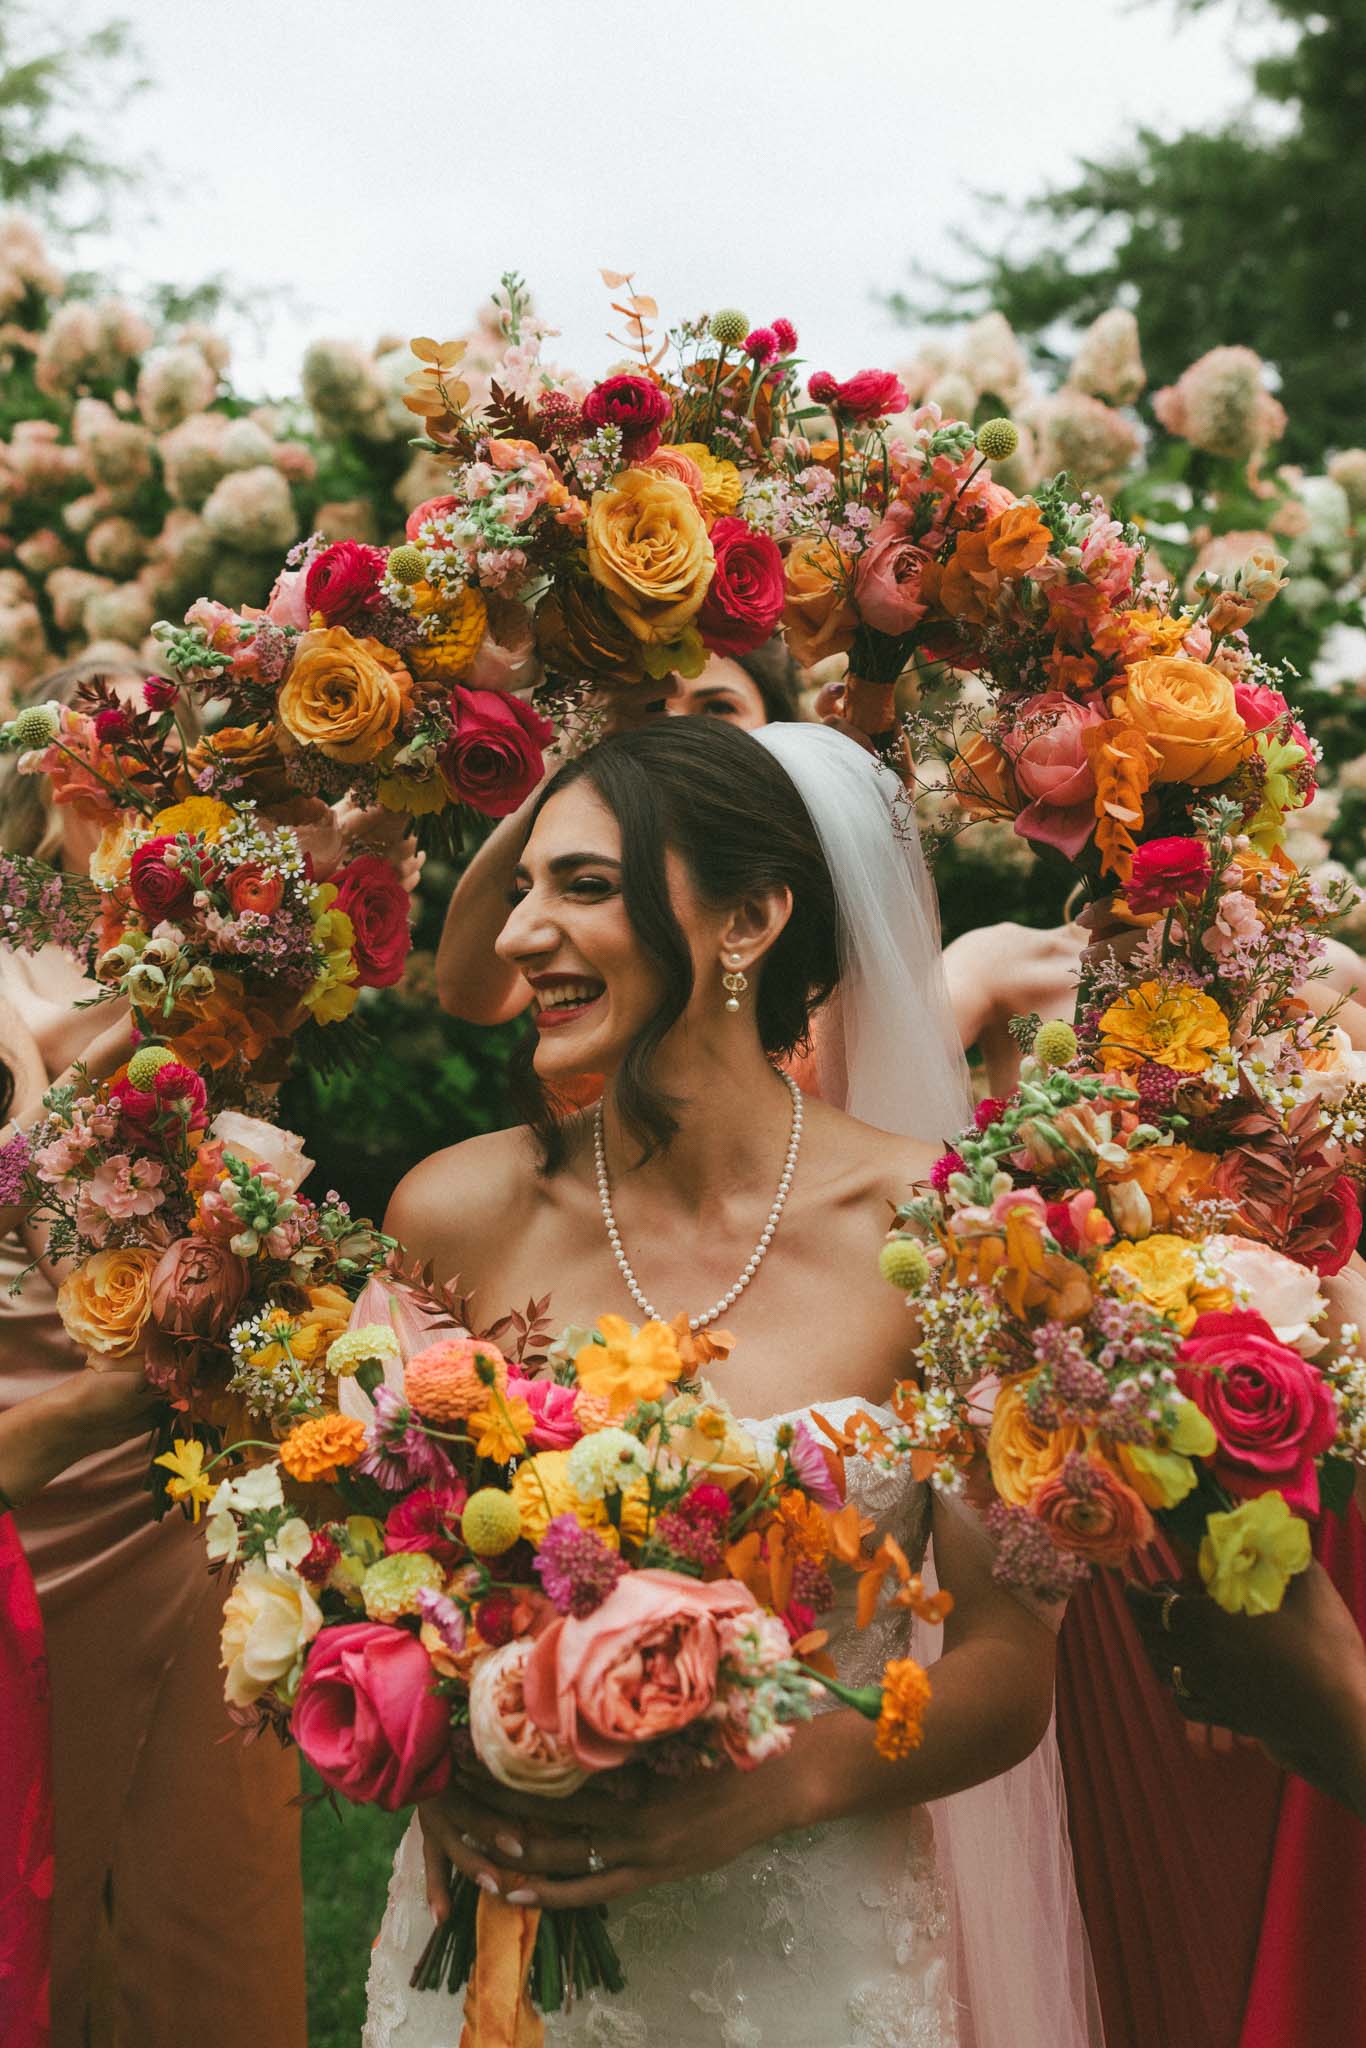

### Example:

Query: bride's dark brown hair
xmin=520 ymin=720 xmax=840 ymax=1171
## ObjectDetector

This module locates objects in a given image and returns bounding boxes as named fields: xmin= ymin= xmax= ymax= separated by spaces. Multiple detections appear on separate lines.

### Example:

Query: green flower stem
xmin=798 ymin=1664 xmax=884 ymax=1722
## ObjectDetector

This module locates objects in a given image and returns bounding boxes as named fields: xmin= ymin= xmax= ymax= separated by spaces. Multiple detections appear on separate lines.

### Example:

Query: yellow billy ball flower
xmin=386 ymin=544 xmax=427 ymax=585
xmin=461 ymin=1487 xmax=523 ymax=1556
xmin=126 ymin=1044 xmax=178 ymax=1090
xmin=975 ymin=418 xmax=1020 ymax=463
xmin=9 ymin=704 xmax=58 ymax=749
xmin=878 ymin=1237 xmax=932 ymax=1293
xmin=709 ymin=309 xmax=749 ymax=347
xmin=1033 ymin=1020 xmax=1079 ymax=1068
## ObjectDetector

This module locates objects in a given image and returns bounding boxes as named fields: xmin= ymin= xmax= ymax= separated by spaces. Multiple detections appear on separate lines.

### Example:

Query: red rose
xmin=695 ymin=517 xmax=785 ymax=657
xmin=1177 ymin=1308 xmax=1337 ymax=1514
xmin=1126 ymin=836 xmax=1213 ymax=914
xmin=1303 ymin=1175 xmax=1361 ymax=1277
xmin=129 ymin=835 xmax=196 ymax=920
xmin=438 ymin=687 xmax=555 ymax=819
xmin=331 ymin=854 xmax=412 ymax=989
xmin=405 ymin=494 xmax=459 ymax=541
xmin=225 ymin=862 xmax=285 ymax=916
xmin=293 ymin=1623 xmax=451 ymax=1811
xmin=581 ymin=375 xmax=672 ymax=459
xmin=304 ymin=541 xmax=388 ymax=628
xmin=807 ymin=368 xmax=909 ymax=424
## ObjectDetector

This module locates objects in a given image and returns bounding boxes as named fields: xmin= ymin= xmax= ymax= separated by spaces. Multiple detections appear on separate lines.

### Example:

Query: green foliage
xmin=300 ymin=1763 xmax=407 ymax=2046
xmin=0 ymin=3 xmax=147 ymax=229
xmin=894 ymin=1 xmax=1366 ymax=461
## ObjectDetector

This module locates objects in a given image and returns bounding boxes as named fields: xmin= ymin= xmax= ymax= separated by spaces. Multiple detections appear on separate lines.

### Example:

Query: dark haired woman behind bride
xmin=360 ymin=719 xmax=1100 ymax=2047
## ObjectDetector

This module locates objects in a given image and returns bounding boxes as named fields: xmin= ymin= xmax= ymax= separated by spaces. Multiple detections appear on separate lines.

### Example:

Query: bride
xmin=362 ymin=718 xmax=1100 ymax=2047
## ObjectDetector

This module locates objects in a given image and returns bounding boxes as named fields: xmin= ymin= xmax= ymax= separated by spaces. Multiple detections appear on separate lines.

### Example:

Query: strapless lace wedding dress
xmin=362 ymin=1397 xmax=960 ymax=2048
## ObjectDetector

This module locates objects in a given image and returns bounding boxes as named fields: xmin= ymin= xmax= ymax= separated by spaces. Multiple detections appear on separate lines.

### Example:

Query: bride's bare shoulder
xmin=800 ymin=1096 xmax=940 ymax=1206
xmin=384 ymin=1123 xmax=545 ymax=1268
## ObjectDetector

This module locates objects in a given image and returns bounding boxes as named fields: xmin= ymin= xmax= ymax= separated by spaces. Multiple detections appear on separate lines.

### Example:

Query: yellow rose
xmin=1107 ymin=656 xmax=1248 ymax=786
xmin=510 ymin=1452 xmax=612 ymax=1546
xmin=1097 ymin=981 xmax=1230 ymax=1075
xmin=1199 ymin=1491 xmax=1311 ymax=1615
xmin=278 ymin=626 xmax=410 ymax=764
xmin=586 ymin=470 xmax=714 ymax=646
xmin=219 ymin=1560 xmax=323 ymax=1707
xmin=151 ymin=795 xmax=236 ymax=842
xmin=987 ymin=1376 xmax=1086 ymax=1508
xmin=56 ymin=1246 xmax=160 ymax=1358
xmin=655 ymin=1394 xmax=772 ymax=1496
xmin=1095 ymin=1234 xmax=1231 ymax=1337
xmin=665 ymin=442 xmax=743 ymax=524
xmin=781 ymin=534 xmax=857 ymax=668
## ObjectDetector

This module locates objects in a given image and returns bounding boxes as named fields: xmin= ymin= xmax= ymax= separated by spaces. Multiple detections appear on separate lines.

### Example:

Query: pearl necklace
xmin=593 ymin=1071 xmax=804 ymax=1332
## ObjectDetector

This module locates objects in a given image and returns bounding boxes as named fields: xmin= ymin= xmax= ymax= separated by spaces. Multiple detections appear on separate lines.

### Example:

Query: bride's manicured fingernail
xmin=506 ymin=1887 xmax=538 ymax=1906
xmin=475 ymin=1873 xmax=500 ymax=1896
xmin=495 ymin=1831 xmax=524 ymax=1859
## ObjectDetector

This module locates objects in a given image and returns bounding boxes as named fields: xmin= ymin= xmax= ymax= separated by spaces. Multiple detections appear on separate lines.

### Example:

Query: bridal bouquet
xmin=878 ymin=791 xmax=1366 ymax=1615
xmin=202 ymin=1298 xmax=947 ymax=2036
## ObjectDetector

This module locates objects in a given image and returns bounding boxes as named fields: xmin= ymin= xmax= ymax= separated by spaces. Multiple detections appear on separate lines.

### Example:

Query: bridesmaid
xmin=0 ymin=660 xmax=307 ymax=2048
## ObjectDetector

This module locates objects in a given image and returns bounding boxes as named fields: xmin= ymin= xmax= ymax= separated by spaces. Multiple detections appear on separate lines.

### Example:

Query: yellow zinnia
xmin=509 ymin=1452 xmax=612 ymax=1546
xmin=1097 ymin=981 xmax=1230 ymax=1075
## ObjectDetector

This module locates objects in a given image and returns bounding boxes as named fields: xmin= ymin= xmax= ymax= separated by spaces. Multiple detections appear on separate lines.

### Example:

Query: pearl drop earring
xmin=722 ymin=952 xmax=748 ymax=1013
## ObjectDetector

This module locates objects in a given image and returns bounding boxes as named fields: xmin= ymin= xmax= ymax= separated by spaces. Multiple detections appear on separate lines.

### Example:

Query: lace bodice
xmin=363 ymin=1398 xmax=958 ymax=2048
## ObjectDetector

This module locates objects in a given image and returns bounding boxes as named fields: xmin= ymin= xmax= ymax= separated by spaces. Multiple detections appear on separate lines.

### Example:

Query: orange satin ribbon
xmin=840 ymin=674 xmax=898 ymax=737
xmin=458 ymin=1892 xmax=544 ymax=2048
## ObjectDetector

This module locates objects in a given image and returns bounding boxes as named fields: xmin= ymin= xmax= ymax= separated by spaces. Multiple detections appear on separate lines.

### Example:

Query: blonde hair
xmin=0 ymin=651 xmax=200 ymax=862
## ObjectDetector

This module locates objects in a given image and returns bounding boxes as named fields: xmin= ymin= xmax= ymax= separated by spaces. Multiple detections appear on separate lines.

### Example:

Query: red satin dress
xmin=0 ymin=1509 xmax=52 ymax=2048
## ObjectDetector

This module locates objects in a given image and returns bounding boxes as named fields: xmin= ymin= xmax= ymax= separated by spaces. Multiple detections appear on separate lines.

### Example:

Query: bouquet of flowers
xmin=203 ymin=1298 xmax=947 ymax=2037
xmin=0 ymin=1072 xmax=391 ymax=1508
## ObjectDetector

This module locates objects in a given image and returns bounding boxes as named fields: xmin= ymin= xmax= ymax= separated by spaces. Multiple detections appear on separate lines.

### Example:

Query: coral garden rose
xmin=56 ymin=1246 xmax=160 ymax=1359
xmin=524 ymin=1567 xmax=761 ymax=1770
xmin=781 ymin=534 xmax=857 ymax=668
xmin=469 ymin=1636 xmax=591 ymax=1797
xmin=1178 ymin=1308 xmax=1338 ymax=1514
xmin=277 ymin=626 xmax=410 ymax=764
xmin=999 ymin=691 xmax=1105 ymax=859
xmin=1030 ymin=1456 xmax=1154 ymax=1566
xmin=129 ymin=834 xmax=198 ymax=920
xmin=220 ymin=1561 xmax=323 ymax=1709
xmin=854 ymin=503 xmax=931 ymax=635
xmin=1125 ymin=836 xmax=1213 ymax=914
xmin=437 ymin=686 xmax=555 ymax=818
xmin=144 ymin=1237 xmax=249 ymax=1391
xmin=581 ymin=374 xmax=672 ymax=459
xmin=807 ymin=368 xmax=908 ymax=423
xmin=987 ymin=1376 xmax=1086 ymax=1508
xmin=695 ymin=517 xmax=785 ymax=656
xmin=331 ymin=854 xmax=411 ymax=988
xmin=304 ymin=540 xmax=388 ymax=629
xmin=292 ymin=1621 xmax=451 ymax=1809
xmin=1107 ymin=657 xmax=1247 ymax=787
xmin=405 ymin=494 xmax=460 ymax=541
xmin=586 ymin=469 xmax=714 ymax=646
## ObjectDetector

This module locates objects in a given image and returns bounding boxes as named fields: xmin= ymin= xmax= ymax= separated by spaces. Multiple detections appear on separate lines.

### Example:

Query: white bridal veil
xmin=756 ymin=722 xmax=1104 ymax=2048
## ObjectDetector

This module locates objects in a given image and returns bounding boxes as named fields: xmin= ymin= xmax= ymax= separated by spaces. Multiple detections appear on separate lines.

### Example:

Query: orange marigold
xmin=279 ymin=1412 xmax=368 ymax=1484
xmin=405 ymin=1336 xmax=508 ymax=1423
xmin=875 ymin=1657 xmax=933 ymax=1760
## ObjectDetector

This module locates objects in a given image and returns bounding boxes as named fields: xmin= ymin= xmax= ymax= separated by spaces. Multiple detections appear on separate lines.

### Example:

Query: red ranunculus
xmin=1177 ymin=1307 xmax=1338 ymax=1514
xmin=128 ymin=835 xmax=196 ymax=920
xmin=331 ymin=854 xmax=412 ymax=989
xmin=695 ymin=517 xmax=785 ymax=657
xmin=1126 ymin=836 xmax=1213 ymax=914
xmin=581 ymin=375 xmax=672 ymax=459
xmin=404 ymin=494 xmax=460 ymax=541
xmin=293 ymin=1623 xmax=451 ymax=1811
xmin=807 ymin=368 xmax=908 ymax=423
xmin=225 ymin=862 xmax=285 ymax=916
xmin=438 ymin=687 xmax=555 ymax=819
xmin=304 ymin=541 xmax=388 ymax=628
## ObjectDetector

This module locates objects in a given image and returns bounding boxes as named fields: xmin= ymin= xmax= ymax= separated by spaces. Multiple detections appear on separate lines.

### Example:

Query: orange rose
xmin=781 ymin=534 xmax=857 ymax=667
xmin=186 ymin=721 xmax=292 ymax=801
xmin=278 ymin=627 xmax=411 ymax=764
xmin=985 ymin=502 xmax=1051 ymax=578
xmin=57 ymin=1247 xmax=160 ymax=1359
xmin=1106 ymin=656 xmax=1248 ymax=786
xmin=988 ymin=1376 xmax=1086 ymax=1508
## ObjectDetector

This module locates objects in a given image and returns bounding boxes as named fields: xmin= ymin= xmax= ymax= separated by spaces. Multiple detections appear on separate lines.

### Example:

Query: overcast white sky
xmin=67 ymin=0 xmax=1279 ymax=397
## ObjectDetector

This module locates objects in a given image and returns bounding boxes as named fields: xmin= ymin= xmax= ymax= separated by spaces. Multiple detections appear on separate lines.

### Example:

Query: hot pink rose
xmin=1126 ymin=836 xmax=1213 ymax=914
xmin=695 ymin=517 xmax=785 ymax=657
xmin=438 ymin=687 xmax=555 ymax=818
xmin=331 ymin=854 xmax=412 ymax=988
xmin=807 ymin=369 xmax=908 ymax=423
xmin=1177 ymin=1308 xmax=1338 ymax=1514
xmin=506 ymin=1372 xmax=583 ymax=1451
xmin=129 ymin=834 xmax=198 ymax=920
xmin=293 ymin=1622 xmax=452 ymax=1811
xmin=524 ymin=1567 xmax=760 ymax=1770
xmin=405 ymin=494 xmax=460 ymax=541
xmin=1233 ymin=680 xmax=1289 ymax=732
xmin=999 ymin=692 xmax=1105 ymax=858
xmin=384 ymin=1483 xmax=468 ymax=1568
xmin=305 ymin=541 xmax=388 ymax=629
xmin=854 ymin=503 xmax=930 ymax=634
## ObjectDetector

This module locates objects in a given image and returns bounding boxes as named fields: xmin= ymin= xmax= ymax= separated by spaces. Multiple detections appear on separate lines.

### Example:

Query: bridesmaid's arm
xmin=0 ymin=1366 xmax=159 ymax=1511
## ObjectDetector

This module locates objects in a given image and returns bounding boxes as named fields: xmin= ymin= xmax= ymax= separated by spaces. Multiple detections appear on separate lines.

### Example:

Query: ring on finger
xmin=585 ymin=1840 xmax=607 ymax=1875
xmin=1160 ymin=1591 xmax=1181 ymax=1635
xmin=460 ymin=1830 xmax=485 ymax=1853
xmin=1171 ymin=1664 xmax=1192 ymax=1701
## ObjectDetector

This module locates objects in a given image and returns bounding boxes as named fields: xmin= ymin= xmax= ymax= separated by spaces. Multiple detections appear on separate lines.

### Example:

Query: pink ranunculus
xmin=807 ymin=369 xmax=908 ymax=424
xmin=581 ymin=375 xmax=672 ymax=459
xmin=1126 ymin=836 xmax=1213 ymax=914
xmin=524 ymin=1568 xmax=760 ymax=1770
xmin=292 ymin=1622 xmax=452 ymax=1811
xmin=468 ymin=1637 xmax=591 ymax=1797
xmin=1177 ymin=1308 xmax=1338 ymax=1514
xmin=998 ymin=692 xmax=1105 ymax=858
xmin=384 ymin=1483 xmax=468 ymax=1568
xmin=1233 ymin=680 xmax=1290 ymax=733
xmin=305 ymin=540 xmax=388 ymax=628
xmin=507 ymin=1372 xmax=584 ymax=1451
xmin=854 ymin=503 xmax=930 ymax=634
xmin=331 ymin=854 xmax=412 ymax=989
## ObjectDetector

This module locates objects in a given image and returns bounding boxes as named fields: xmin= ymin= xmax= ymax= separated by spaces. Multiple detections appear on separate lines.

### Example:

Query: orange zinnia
xmin=279 ymin=1412 xmax=367 ymax=1485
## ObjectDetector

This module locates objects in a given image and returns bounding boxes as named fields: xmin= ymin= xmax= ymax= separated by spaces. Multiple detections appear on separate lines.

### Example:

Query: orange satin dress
xmin=0 ymin=950 xmax=305 ymax=2048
